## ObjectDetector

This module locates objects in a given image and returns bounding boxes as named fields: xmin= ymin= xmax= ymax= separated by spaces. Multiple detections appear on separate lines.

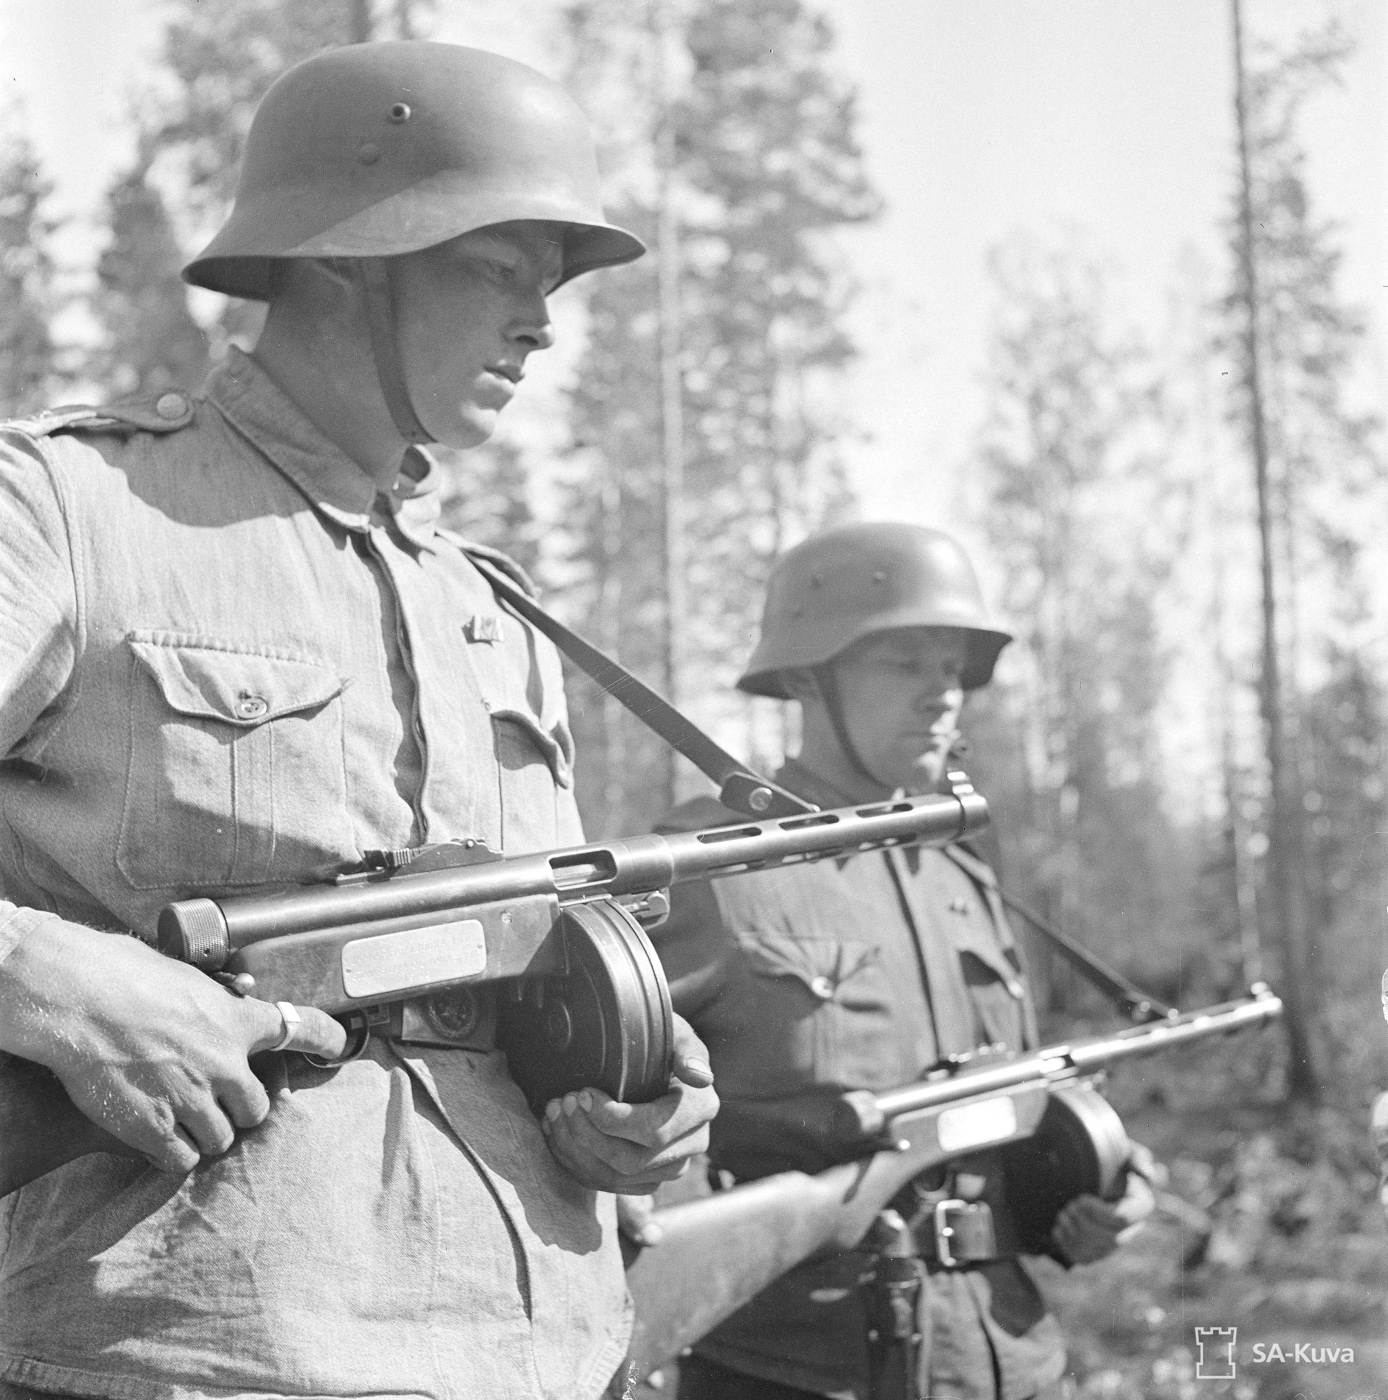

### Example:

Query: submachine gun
xmin=622 ymin=986 xmax=1282 ymax=1386
xmin=0 ymin=784 xmax=986 ymax=1196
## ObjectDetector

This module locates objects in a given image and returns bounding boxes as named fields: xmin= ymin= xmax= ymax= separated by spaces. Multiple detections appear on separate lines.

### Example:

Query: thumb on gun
xmin=670 ymin=1016 xmax=715 ymax=1089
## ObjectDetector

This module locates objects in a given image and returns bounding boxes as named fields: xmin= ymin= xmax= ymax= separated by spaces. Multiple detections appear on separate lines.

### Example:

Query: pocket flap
xmin=128 ymin=634 xmax=345 ymax=726
xmin=739 ymin=933 xmax=879 ymax=1000
xmin=490 ymin=706 xmax=574 ymax=788
xmin=946 ymin=920 xmax=1027 ymax=998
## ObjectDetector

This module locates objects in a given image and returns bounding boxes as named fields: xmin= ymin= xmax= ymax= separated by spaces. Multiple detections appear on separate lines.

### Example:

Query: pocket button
xmin=236 ymin=694 xmax=269 ymax=720
xmin=809 ymin=975 xmax=835 ymax=1001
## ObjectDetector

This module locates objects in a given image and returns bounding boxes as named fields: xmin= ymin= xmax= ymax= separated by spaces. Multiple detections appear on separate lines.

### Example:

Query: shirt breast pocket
xmin=959 ymin=948 xmax=1029 ymax=1050
xmin=116 ymin=635 xmax=349 ymax=890
xmin=727 ymin=934 xmax=897 ymax=1094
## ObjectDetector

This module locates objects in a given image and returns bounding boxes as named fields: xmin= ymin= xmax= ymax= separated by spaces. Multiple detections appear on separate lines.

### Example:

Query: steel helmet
xmin=183 ymin=41 xmax=644 ymax=300
xmin=739 ymin=523 xmax=1012 ymax=697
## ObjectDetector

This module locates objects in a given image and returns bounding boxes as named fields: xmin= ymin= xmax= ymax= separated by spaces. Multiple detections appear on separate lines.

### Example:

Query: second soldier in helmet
xmin=653 ymin=522 xmax=1155 ymax=1400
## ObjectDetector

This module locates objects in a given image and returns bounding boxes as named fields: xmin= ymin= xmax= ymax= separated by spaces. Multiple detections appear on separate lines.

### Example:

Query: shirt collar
xmin=204 ymin=347 xmax=442 ymax=549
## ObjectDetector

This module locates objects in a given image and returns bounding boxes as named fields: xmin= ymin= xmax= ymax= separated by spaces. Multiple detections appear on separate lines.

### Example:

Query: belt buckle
xmin=932 ymin=1198 xmax=997 ymax=1268
xmin=933 ymin=1198 xmax=968 ymax=1268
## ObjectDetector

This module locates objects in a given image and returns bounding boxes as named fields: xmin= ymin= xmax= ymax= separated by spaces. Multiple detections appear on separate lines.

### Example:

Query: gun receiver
xmin=624 ymin=986 xmax=1283 ymax=1377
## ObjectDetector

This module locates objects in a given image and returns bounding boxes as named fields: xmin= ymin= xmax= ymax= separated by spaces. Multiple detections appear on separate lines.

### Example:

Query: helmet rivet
xmin=358 ymin=142 xmax=381 ymax=165
xmin=873 ymin=570 xmax=887 ymax=583
xmin=389 ymin=102 xmax=412 ymax=123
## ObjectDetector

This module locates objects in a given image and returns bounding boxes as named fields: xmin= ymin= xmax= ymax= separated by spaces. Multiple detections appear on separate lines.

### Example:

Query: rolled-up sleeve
xmin=0 ymin=431 xmax=78 ymax=956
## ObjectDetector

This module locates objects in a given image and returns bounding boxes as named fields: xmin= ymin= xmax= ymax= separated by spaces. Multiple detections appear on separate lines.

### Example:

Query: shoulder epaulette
xmin=3 ymin=389 xmax=196 ymax=441
xmin=436 ymin=529 xmax=539 ymax=598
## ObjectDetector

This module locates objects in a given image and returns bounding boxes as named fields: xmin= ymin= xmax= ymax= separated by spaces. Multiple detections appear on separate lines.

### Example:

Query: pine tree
xmin=970 ymin=236 xmax=1193 ymax=1014
xmin=558 ymin=0 xmax=877 ymax=836
xmin=0 ymin=120 xmax=60 ymax=417
xmin=1221 ymin=10 xmax=1383 ymax=1099
xmin=92 ymin=148 xmax=210 ymax=395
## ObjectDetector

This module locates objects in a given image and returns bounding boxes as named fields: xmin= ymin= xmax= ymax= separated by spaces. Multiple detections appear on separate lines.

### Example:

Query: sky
xmin=1 ymin=0 xmax=1384 ymax=544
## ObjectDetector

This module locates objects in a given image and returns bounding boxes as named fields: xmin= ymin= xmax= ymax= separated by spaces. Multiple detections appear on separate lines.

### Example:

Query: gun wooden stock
xmin=0 ymin=1054 xmax=142 ymax=1196
xmin=625 ymin=987 xmax=1284 ymax=1378
xmin=624 ymin=1083 xmax=1051 ymax=1375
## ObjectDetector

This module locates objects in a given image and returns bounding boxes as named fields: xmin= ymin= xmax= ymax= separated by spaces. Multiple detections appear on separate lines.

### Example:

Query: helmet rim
xmin=737 ymin=522 xmax=1013 ymax=697
xmin=182 ymin=41 xmax=645 ymax=301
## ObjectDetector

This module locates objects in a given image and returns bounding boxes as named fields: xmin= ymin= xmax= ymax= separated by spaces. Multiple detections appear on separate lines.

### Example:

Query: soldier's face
xmin=392 ymin=221 xmax=565 ymax=448
xmin=831 ymin=628 xmax=968 ymax=791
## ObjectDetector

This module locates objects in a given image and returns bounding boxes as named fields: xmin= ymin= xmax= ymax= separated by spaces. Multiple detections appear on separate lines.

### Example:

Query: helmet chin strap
xmin=359 ymin=259 xmax=435 ymax=446
xmin=810 ymin=664 xmax=896 ymax=794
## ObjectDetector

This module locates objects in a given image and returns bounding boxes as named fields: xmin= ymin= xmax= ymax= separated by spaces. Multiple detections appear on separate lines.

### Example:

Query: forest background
xmin=2 ymin=0 xmax=1387 ymax=1392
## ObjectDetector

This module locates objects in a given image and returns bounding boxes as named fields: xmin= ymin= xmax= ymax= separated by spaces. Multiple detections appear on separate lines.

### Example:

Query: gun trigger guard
xmin=300 ymin=1015 xmax=372 ymax=1069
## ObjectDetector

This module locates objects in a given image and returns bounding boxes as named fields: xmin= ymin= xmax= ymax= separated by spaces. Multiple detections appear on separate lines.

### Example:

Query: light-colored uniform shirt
xmin=655 ymin=762 xmax=1067 ymax=1400
xmin=0 ymin=350 xmax=630 ymax=1400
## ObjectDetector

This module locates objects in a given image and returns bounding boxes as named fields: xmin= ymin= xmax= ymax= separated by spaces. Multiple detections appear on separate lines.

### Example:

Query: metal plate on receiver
xmin=341 ymin=920 xmax=486 ymax=999
xmin=936 ymin=1095 xmax=1018 ymax=1154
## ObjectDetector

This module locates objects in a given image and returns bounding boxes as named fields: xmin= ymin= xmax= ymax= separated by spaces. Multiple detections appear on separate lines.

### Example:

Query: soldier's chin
xmin=429 ymin=404 xmax=499 ymax=450
xmin=904 ymin=745 xmax=952 ymax=794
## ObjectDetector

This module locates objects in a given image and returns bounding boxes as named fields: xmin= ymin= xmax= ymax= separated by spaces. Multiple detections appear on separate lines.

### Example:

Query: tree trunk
xmin=1230 ymin=0 xmax=1318 ymax=1100
xmin=347 ymin=0 xmax=373 ymax=44
xmin=651 ymin=0 xmax=686 ymax=815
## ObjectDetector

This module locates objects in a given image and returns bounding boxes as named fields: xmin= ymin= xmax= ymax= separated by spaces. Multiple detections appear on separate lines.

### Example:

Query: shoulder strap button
xmin=155 ymin=391 xmax=189 ymax=420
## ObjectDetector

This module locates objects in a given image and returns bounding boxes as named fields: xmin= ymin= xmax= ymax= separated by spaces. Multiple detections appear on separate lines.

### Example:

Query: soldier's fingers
xmin=218 ymin=1072 xmax=272 ymax=1131
xmin=615 ymin=1194 xmax=664 ymax=1246
xmin=552 ymin=1100 xmax=705 ymax=1178
xmin=589 ymin=1084 xmax=719 ymax=1150
xmin=244 ymin=1000 xmax=347 ymax=1059
xmin=588 ymin=1090 xmax=716 ymax=1155
xmin=565 ymin=1088 xmax=674 ymax=1149
xmin=1115 ymin=1173 xmax=1156 ymax=1225
xmin=1371 ymin=1090 xmax=1388 ymax=1160
xmin=143 ymin=1123 xmax=203 ymax=1176
xmin=176 ymin=1099 xmax=238 ymax=1158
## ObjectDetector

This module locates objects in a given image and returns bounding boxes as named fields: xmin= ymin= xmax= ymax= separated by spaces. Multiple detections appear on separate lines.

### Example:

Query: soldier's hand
xmin=0 ymin=918 xmax=346 ymax=1175
xmin=540 ymin=1015 xmax=718 ymax=1194
xmin=1051 ymin=1143 xmax=1157 ymax=1265
xmin=614 ymin=1194 xmax=664 ymax=1246
xmin=1370 ymin=1090 xmax=1388 ymax=1219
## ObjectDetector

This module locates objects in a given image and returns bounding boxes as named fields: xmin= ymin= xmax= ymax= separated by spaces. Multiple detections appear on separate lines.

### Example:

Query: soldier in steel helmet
xmin=0 ymin=42 xmax=716 ymax=1400
xmin=651 ymin=522 xmax=1154 ymax=1400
